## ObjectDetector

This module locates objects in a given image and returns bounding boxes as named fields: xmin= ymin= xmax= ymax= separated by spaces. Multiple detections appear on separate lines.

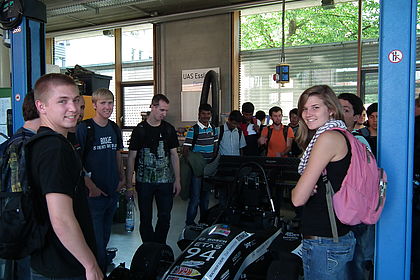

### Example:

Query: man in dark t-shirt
xmin=30 ymin=73 xmax=102 ymax=280
xmin=126 ymin=94 xmax=180 ymax=244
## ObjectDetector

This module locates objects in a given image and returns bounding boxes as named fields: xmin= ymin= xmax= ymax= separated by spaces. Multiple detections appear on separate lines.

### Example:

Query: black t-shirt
xmin=30 ymin=127 xmax=96 ymax=278
xmin=301 ymin=136 xmax=351 ymax=237
xmin=128 ymin=120 xmax=179 ymax=183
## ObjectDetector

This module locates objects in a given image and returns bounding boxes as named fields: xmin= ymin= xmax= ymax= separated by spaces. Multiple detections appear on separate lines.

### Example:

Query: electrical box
xmin=273 ymin=63 xmax=290 ymax=84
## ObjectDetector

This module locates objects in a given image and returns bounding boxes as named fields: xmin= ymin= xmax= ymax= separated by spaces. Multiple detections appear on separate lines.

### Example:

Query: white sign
xmin=182 ymin=67 xmax=220 ymax=92
xmin=388 ymin=50 xmax=403 ymax=63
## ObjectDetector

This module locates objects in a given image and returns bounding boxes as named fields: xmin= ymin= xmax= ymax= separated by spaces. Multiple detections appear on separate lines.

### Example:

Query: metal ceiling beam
xmin=46 ymin=0 xmax=288 ymax=36
xmin=65 ymin=15 xmax=97 ymax=26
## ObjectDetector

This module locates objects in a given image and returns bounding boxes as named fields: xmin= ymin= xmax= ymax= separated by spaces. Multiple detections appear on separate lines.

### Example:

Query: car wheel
xmin=130 ymin=242 xmax=174 ymax=280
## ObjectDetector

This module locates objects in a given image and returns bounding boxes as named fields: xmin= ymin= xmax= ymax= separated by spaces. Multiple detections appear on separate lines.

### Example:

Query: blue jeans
xmin=31 ymin=270 xmax=84 ymax=280
xmin=186 ymin=176 xmax=209 ymax=226
xmin=136 ymin=182 xmax=173 ymax=244
xmin=4 ymin=257 xmax=31 ymax=280
xmin=346 ymin=224 xmax=375 ymax=280
xmin=88 ymin=195 xmax=118 ymax=273
xmin=302 ymin=231 xmax=355 ymax=280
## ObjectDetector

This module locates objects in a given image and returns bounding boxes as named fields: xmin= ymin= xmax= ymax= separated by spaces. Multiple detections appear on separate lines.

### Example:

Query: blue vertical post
xmin=10 ymin=15 xmax=45 ymax=133
xmin=376 ymin=0 xmax=417 ymax=279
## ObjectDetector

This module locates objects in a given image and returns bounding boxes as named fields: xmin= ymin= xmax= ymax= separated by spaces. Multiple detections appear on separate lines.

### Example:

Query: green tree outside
xmin=241 ymin=0 xmax=380 ymax=50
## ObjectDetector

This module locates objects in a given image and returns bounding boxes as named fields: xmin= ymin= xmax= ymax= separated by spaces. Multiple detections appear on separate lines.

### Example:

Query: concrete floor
xmin=107 ymin=195 xmax=214 ymax=270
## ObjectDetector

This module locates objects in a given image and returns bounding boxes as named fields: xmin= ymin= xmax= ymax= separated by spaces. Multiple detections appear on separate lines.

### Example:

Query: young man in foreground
xmin=31 ymin=73 xmax=102 ymax=280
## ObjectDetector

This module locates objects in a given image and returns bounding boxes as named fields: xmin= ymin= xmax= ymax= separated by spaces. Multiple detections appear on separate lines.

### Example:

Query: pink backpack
xmin=324 ymin=128 xmax=387 ymax=233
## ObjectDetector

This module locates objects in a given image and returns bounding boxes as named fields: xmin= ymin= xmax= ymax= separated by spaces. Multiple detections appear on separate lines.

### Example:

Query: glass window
xmin=54 ymin=31 xmax=115 ymax=68
xmin=121 ymin=24 xmax=154 ymax=128
xmin=122 ymin=85 xmax=154 ymax=127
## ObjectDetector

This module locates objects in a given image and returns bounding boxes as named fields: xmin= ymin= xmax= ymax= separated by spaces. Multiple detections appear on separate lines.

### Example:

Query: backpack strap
xmin=283 ymin=125 xmax=289 ymax=142
xmin=191 ymin=124 xmax=199 ymax=150
xmin=219 ymin=125 xmax=225 ymax=143
xmin=266 ymin=125 xmax=273 ymax=145
xmin=109 ymin=120 xmax=123 ymax=149
xmin=82 ymin=118 xmax=95 ymax=163
xmin=323 ymin=173 xmax=339 ymax=243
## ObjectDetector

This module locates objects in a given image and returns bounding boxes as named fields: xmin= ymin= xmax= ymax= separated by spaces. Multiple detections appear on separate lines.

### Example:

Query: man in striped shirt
xmin=183 ymin=103 xmax=218 ymax=226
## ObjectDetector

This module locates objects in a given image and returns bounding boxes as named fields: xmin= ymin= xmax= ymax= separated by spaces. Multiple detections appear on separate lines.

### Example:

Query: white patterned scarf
xmin=298 ymin=119 xmax=347 ymax=175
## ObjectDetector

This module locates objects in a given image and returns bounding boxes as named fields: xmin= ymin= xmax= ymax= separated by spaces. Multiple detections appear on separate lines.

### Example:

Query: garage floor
xmin=107 ymin=190 xmax=296 ymax=273
xmin=107 ymin=195 xmax=213 ymax=271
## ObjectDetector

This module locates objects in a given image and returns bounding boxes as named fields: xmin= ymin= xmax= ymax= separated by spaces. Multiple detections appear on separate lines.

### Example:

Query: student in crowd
xmin=258 ymin=106 xmax=294 ymax=157
xmin=239 ymin=102 xmax=259 ymax=156
xmin=354 ymin=108 xmax=366 ymax=130
xmin=288 ymin=108 xmax=302 ymax=157
xmin=357 ymin=103 xmax=378 ymax=157
xmin=126 ymin=94 xmax=181 ymax=244
xmin=218 ymin=110 xmax=247 ymax=156
xmin=183 ymin=103 xmax=218 ymax=226
xmin=76 ymin=88 xmax=125 ymax=273
xmin=338 ymin=93 xmax=371 ymax=148
xmin=255 ymin=110 xmax=267 ymax=131
xmin=338 ymin=93 xmax=374 ymax=280
xmin=31 ymin=73 xmax=102 ymax=280
xmin=292 ymin=85 xmax=355 ymax=280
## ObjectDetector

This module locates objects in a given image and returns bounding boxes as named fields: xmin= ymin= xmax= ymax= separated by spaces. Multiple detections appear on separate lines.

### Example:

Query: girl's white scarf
xmin=298 ymin=119 xmax=347 ymax=175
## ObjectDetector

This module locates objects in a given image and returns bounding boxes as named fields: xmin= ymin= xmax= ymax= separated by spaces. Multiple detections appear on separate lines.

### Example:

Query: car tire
xmin=130 ymin=242 xmax=174 ymax=280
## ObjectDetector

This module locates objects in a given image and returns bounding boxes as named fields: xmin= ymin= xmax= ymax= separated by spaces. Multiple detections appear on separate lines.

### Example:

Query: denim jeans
xmin=346 ymin=224 xmax=375 ymax=280
xmin=88 ymin=195 xmax=118 ymax=273
xmin=136 ymin=182 xmax=173 ymax=244
xmin=31 ymin=270 xmax=85 ymax=280
xmin=186 ymin=176 xmax=209 ymax=226
xmin=4 ymin=257 xmax=31 ymax=280
xmin=302 ymin=231 xmax=355 ymax=280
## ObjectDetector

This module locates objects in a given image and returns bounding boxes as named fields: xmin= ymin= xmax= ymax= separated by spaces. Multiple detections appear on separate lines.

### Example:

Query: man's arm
xmin=46 ymin=193 xmax=103 ymax=280
xmin=170 ymin=148 xmax=181 ymax=196
xmin=125 ymin=150 xmax=137 ymax=197
xmin=116 ymin=150 xmax=126 ymax=191
xmin=257 ymin=127 xmax=268 ymax=146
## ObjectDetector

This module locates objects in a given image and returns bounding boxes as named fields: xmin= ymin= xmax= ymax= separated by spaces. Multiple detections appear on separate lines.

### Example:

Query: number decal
xmin=200 ymin=250 xmax=216 ymax=261
xmin=185 ymin=247 xmax=201 ymax=258
xmin=185 ymin=248 xmax=217 ymax=262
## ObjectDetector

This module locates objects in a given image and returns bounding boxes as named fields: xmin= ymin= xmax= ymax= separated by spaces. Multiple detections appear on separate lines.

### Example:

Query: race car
xmin=109 ymin=158 xmax=302 ymax=280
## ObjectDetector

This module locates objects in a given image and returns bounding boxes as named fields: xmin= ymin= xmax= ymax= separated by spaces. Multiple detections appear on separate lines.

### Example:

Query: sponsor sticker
xmin=180 ymin=260 xmax=205 ymax=268
xmin=166 ymin=277 xmax=192 ymax=280
xmin=171 ymin=266 xmax=201 ymax=277
xmin=209 ymin=225 xmax=231 ymax=237
xmin=292 ymin=243 xmax=303 ymax=259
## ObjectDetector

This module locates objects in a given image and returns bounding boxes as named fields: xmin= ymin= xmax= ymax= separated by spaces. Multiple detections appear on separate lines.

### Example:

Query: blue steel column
xmin=10 ymin=16 xmax=45 ymax=132
xmin=376 ymin=0 xmax=417 ymax=279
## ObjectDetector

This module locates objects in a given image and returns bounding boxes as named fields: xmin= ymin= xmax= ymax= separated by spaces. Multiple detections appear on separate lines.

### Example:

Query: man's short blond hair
xmin=34 ymin=73 xmax=78 ymax=103
xmin=92 ymin=88 xmax=114 ymax=103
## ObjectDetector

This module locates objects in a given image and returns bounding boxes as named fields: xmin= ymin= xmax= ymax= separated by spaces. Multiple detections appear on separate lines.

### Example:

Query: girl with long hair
xmin=291 ymin=85 xmax=356 ymax=279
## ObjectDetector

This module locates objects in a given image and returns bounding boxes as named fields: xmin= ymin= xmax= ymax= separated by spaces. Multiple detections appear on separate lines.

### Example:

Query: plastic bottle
xmin=125 ymin=197 xmax=135 ymax=232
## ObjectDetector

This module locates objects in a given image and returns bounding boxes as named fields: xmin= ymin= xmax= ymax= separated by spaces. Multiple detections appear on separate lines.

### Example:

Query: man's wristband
xmin=127 ymin=187 xmax=135 ymax=191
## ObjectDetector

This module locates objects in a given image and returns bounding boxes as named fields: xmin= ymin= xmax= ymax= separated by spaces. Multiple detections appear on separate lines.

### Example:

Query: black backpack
xmin=0 ymin=130 xmax=59 ymax=259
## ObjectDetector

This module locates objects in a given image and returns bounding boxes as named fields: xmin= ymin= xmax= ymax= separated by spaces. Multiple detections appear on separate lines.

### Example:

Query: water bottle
xmin=125 ymin=197 xmax=135 ymax=232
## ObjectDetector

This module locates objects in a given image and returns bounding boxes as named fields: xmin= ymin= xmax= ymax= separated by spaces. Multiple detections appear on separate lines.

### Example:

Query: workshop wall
xmin=158 ymin=13 xmax=232 ymax=127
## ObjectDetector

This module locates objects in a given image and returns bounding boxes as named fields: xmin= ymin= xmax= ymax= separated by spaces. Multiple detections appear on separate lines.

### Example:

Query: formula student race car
xmin=108 ymin=158 xmax=302 ymax=280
